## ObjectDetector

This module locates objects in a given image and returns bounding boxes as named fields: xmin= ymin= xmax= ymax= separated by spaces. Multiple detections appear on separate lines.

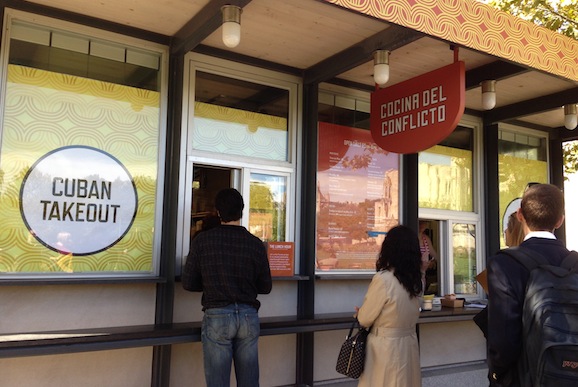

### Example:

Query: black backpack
xmin=502 ymin=246 xmax=578 ymax=386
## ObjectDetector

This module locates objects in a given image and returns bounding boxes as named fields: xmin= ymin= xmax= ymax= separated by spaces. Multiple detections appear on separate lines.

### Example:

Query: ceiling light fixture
xmin=373 ymin=50 xmax=390 ymax=86
xmin=564 ymin=104 xmax=577 ymax=130
xmin=481 ymin=80 xmax=496 ymax=110
xmin=221 ymin=5 xmax=242 ymax=48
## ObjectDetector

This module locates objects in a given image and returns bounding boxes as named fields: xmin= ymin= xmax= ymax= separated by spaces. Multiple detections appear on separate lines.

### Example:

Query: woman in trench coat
xmin=356 ymin=225 xmax=422 ymax=387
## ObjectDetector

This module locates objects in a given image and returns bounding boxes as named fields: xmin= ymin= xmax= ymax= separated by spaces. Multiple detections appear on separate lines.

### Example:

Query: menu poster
xmin=266 ymin=242 xmax=294 ymax=277
xmin=317 ymin=122 xmax=399 ymax=271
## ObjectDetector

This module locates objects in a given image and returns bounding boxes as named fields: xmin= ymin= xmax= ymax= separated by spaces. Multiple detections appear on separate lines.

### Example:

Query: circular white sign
xmin=20 ymin=146 xmax=138 ymax=256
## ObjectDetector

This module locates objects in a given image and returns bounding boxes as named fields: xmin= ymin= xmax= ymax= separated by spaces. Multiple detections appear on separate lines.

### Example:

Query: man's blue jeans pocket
xmin=201 ymin=304 xmax=260 ymax=387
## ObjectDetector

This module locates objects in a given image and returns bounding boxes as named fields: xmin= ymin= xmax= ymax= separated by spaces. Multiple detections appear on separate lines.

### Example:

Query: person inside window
xmin=419 ymin=221 xmax=439 ymax=294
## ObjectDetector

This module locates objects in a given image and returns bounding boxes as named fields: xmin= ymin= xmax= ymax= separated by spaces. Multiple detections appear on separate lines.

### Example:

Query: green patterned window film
xmin=0 ymin=21 xmax=163 ymax=277
xmin=193 ymin=72 xmax=289 ymax=161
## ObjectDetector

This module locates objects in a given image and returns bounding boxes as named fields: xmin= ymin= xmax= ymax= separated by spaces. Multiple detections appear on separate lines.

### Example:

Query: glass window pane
xmin=193 ymin=72 xmax=289 ymax=161
xmin=452 ymin=223 xmax=477 ymax=295
xmin=316 ymin=122 xmax=399 ymax=271
xmin=498 ymin=130 xmax=547 ymax=247
xmin=9 ymin=22 xmax=160 ymax=91
xmin=418 ymin=126 xmax=473 ymax=211
xmin=316 ymin=91 xmax=398 ymax=272
xmin=249 ymin=173 xmax=287 ymax=242
xmin=0 ymin=21 xmax=163 ymax=276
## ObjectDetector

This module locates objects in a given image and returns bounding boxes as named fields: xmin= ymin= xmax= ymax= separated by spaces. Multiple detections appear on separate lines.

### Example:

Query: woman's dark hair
xmin=215 ymin=188 xmax=244 ymax=222
xmin=376 ymin=225 xmax=422 ymax=297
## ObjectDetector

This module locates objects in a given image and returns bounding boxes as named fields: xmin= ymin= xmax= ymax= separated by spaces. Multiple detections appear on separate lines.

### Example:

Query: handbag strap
xmin=347 ymin=318 xmax=366 ymax=339
xmin=345 ymin=319 xmax=358 ymax=338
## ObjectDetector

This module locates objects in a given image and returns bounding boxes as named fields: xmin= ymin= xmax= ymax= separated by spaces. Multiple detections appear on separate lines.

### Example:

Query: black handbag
xmin=335 ymin=320 xmax=370 ymax=379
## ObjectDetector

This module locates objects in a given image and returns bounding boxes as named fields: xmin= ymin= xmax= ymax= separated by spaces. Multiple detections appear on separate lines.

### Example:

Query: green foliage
xmin=486 ymin=0 xmax=578 ymax=39
xmin=563 ymin=140 xmax=578 ymax=179
xmin=250 ymin=183 xmax=274 ymax=211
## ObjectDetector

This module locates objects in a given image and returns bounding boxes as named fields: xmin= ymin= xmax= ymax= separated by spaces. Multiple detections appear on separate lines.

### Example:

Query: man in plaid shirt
xmin=182 ymin=188 xmax=272 ymax=387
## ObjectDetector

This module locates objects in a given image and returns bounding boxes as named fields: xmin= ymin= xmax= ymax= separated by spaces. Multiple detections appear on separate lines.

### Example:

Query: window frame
xmin=497 ymin=123 xmax=550 ymax=248
xmin=176 ymin=52 xmax=302 ymax=275
xmin=315 ymin=84 xmax=401 ymax=276
xmin=418 ymin=114 xmax=485 ymax=298
xmin=0 ymin=9 xmax=169 ymax=281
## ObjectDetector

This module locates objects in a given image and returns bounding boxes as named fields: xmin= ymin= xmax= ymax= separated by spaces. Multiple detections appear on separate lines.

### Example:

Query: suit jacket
xmin=487 ymin=237 xmax=569 ymax=386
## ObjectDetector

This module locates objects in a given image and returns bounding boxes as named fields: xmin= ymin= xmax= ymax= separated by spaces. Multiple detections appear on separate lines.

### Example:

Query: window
xmin=498 ymin=129 xmax=548 ymax=247
xmin=192 ymin=71 xmax=289 ymax=161
xmin=0 ymin=13 xmax=167 ymax=278
xmin=180 ymin=54 xmax=299 ymax=274
xmin=249 ymin=173 xmax=287 ymax=242
xmin=452 ymin=223 xmax=478 ymax=295
xmin=418 ymin=126 xmax=473 ymax=211
xmin=316 ymin=90 xmax=400 ymax=272
xmin=418 ymin=119 xmax=482 ymax=297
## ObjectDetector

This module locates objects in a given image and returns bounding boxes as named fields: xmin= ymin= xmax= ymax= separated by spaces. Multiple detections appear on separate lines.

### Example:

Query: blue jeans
xmin=201 ymin=303 xmax=260 ymax=387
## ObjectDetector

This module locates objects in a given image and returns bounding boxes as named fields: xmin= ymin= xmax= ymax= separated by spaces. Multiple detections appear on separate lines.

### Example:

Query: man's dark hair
xmin=520 ymin=183 xmax=564 ymax=231
xmin=215 ymin=188 xmax=244 ymax=222
xmin=376 ymin=225 xmax=422 ymax=297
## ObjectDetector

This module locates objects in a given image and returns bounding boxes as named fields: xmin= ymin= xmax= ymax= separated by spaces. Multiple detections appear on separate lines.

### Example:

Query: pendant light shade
xmin=222 ymin=5 xmax=242 ymax=48
xmin=564 ymin=104 xmax=577 ymax=130
xmin=373 ymin=50 xmax=390 ymax=86
xmin=481 ymin=80 xmax=496 ymax=110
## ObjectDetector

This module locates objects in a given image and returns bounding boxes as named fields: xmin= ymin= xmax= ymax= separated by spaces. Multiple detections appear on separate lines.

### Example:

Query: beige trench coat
xmin=356 ymin=270 xmax=421 ymax=387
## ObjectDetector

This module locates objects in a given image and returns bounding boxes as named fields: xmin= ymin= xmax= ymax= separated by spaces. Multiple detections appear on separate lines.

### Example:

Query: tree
xmin=563 ymin=141 xmax=578 ymax=177
xmin=486 ymin=0 xmax=578 ymax=39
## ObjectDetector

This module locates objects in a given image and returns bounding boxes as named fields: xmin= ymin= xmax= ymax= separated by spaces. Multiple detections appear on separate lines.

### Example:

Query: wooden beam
xmin=194 ymin=45 xmax=302 ymax=76
xmin=484 ymin=87 xmax=578 ymax=124
xmin=303 ymin=24 xmax=423 ymax=85
xmin=465 ymin=61 xmax=528 ymax=90
xmin=0 ymin=0 xmax=169 ymax=44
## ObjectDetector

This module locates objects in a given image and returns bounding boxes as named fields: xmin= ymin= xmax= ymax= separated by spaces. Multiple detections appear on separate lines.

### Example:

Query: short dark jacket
xmin=182 ymin=224 xmax=272 ymax=311
xmin=487 ymin=237 xmax=569 ymax=386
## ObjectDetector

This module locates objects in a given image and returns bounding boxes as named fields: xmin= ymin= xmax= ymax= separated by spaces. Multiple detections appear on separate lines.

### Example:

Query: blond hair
xmin=506 ymin=212 xmax=525 ymax=247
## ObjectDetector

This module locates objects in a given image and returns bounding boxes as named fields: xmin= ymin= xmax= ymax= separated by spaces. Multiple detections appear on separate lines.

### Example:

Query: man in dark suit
xmin=487 ymin=183 xmax=567 ymax=387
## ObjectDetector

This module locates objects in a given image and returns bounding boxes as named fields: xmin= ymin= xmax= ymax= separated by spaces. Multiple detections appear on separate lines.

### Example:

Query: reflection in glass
xmin=193 ymin=72 xmax=289 ymax=161
xmin=315 ymin=122 xmax=399 ymax=271
xmin=498 ymin=130 xmax=547 ymax=247
xmin=452 ymin=223 xmax=477 ymax=295
xmin=316 ymin=91 xmax=399 ymax=272
xmin=249 ymin=173 xmax=286 ymax=242
xmin=418 ymin=126 xmax=473 ymax=211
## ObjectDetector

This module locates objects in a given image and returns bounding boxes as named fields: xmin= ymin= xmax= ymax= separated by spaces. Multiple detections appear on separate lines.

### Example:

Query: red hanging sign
xmin=370 ymin=61 xmax=465 ymax=154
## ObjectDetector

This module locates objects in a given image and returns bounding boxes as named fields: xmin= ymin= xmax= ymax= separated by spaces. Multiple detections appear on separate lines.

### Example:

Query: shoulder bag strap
xmin=561 ymin=251 xmax=578 ymax=272
xmin=500 ymin=246 xmax=548 ymax=272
